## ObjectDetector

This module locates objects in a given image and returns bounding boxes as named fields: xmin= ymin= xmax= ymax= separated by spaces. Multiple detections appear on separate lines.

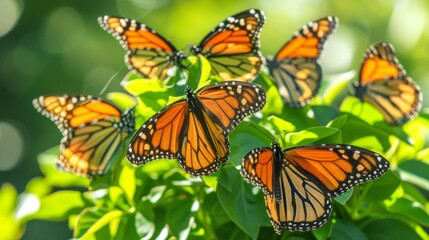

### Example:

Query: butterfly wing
xmin=33 ymin=95 xmax=135 ymax=177
xmin=241 ymin=143 xmax=390 ymax=233
xmin=127 ymin=81 xmax=266 ymax=176
xmin=197 ymin=81 xmax=266 ymax=132
xmin=354 ymin=42 xmax=422 ymax=125
xmin=241 ymin=147 xmax=275 ymax=195
xmin=33 ymin=95 xmax=94 ymax=133
xmin=268 ymin=16 xmax=338 ymax=107
xmin=98 ymin=16 xmax=185 ymax=81
xmin=191 ymin=9 xmax=266 ymax=81
xmin=127 ymin=100 xmax=189 ymax=165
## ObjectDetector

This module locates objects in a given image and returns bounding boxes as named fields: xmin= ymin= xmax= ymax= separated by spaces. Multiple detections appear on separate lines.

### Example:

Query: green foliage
xmin=2 ymin=56 xmax=429 ymax=240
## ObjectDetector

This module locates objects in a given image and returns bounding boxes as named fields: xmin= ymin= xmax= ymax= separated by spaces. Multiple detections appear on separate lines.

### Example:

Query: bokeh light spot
xmin=0 ymin=122 xmax=24 ymax=171
xmin=0 ymin=0 xmax=23 ymax=37
xmin=40 ymin=7 xmax=85 ymax=53
xmin=388 ymin=0 xmax=426 ymax=51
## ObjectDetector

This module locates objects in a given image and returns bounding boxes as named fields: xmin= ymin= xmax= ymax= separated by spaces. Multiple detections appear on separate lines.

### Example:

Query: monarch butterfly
xmin=33 ymin=95 xmax=135 ymax=177
xmin=99 ymin=9 xmax=265 ymax=82
xmin=127 ymin=81 xmax=266 ymax=176
xmin=240 ymin=142 xmax=390 ymax=233
xmin=98 ymin=15 xmax=187 ymax=81
xmin=190 ymin=9 xmax=266 ymax=81
xmin=352 ymin=42 xmax=422 ymax=125
xmin=266 ymin=16 xmax=338 ymax=107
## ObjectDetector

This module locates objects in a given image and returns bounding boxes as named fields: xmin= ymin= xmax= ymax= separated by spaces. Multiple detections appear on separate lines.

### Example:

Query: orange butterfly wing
xmin=354 ymin=42 xmax=422 ymax=125
xmin=241 ymin=143 xmax=390 ymax=233
xmin=191 ymin=9 xmax=266 ymax=81
xmin=127 ymin=81 xmax=266 ymax=176
xmin=268 ymin=16 xmax=338 ymax=107
xmin=98 ymin=16 xmax=186 ymax=81
xmin=33 ymin=95 xmax=135 ymax=177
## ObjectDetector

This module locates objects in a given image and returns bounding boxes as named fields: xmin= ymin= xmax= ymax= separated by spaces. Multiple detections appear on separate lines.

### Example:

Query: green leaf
xmin=0 ymin=183 xmax=17 ymax=216
xmin=187 ymin=55 xmax=211 ymax=90
xmin=340 ymin=97 xmax=413 ymax=146
xmin=312 ymin=105 xmax=340 ymax=126
xmin=202 ymin=191 xmax=230 ymax=229
xmin=401 ymin=182 xmax=429 ymax=206
xmin=285 ymin=126 xmax=341 ymax=147
xmin=0 ymin=184 xmax=20 ymax=240
xmin=37 ymin=146 xmax=89 ymax=188
xmin=341 ymin=96 xmax=384 ymax=124
xmin=28 ymin=191 xmax=86 ymax=221
xmin=339 ymin=115 xmax=392 ymax=152
xmin=25 ymin=177 xmax=52 ymax=198
xmin=138 ymin=159 xmax=180 ymax=177
xmin=387 ymin=197 xmax=429 ymax=226
xmin=118 ymin=164 xmax=136 ymax=207
xmin=135 ymin=199 xmax=155 ymax=238
xmin=107 ymin=186 xmax=131 ymax=211
xmin=217 ymin=167 xmax=269 ymax=239
xmin=312 ymin=217 xmax=334 ymax=240
xmin=363 ymin=171 xmax=400 ymax=202
xmin=362 ymin=219 xmax=422 ymax=240
xmin=122 ymin=78 xmax=172 ymax=115
xmin=335 ymin=189 xmax=353 ymax=205
xmin=229 ymin=122 xmax=272 ymax=167
xmin=327 ymin=114 xmax=348 ymax=129
xmin=268 ymin=115 xmax=296 ymax=134
xmin=201 ymin=175 xmax=218 ymax=191
xmin=166 ymin=199 xmax=197 ymax=239
xmin=114 ymin=212 xmax=140 ymax=240
xmin=106 ymin=92 xmax=136 ymax=110
xmin=319 ymin=71 xmax=353 ymax=106
xmin=258 ymin=73 xmax=284 ymax=116
xmin=331 ymin=219 xmax=366 ymax=240
xmin=278 ymin=106 xmax=318 ymax=130
xmin=74 ymin=207 xmax=124 ymax=239
xmin=396 ymin=160 xmax=429 ymax=191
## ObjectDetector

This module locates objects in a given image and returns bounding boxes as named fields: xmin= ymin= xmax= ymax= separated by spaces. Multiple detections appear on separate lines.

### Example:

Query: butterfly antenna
xmin=274 ymin=131 xmax=285 ymax=143
xmin=99 ymin=66 xmax=126 ymax=96
xmin=246 ymin=123 xmax=276 ymax=142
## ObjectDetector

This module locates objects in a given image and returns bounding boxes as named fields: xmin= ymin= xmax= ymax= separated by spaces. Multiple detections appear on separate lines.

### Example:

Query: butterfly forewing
xmin=33 ymin=95 xmax=135 ymax=177
xmin=127 ymin=100 xmax=188 ymax=165
xmin=285 ymin=144 xmax=390 ymax=197
xmin=98 ymin=16 xmax=185 ymax=80
xmin=192 ymin=9 xmax=266 ymax=81
xmin=241 ymin=147 xmax=275 ymax=195
xmin=268 ymin=16 xmax=338 ymax=107
xmin=355 ymin=42 xmax=422 ymax=125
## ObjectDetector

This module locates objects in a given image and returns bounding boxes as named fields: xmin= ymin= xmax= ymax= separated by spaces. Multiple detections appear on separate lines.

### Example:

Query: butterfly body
xmin=352 ymin=42 xmax=422 ymax=125
xmin=241 ymin=142 xmax=390 ymax=233
xmin=33 ymin=95 xmax=135 ymax=177
xmin=127 ymin=81 xmax=266 ymax=176
xmin=266 ymin=16 xmax=338 ymax=107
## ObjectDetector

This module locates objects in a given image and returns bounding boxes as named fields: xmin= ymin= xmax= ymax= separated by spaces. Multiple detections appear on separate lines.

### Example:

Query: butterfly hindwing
xmin=191 ymin=9 xmax=266 ymax=81
xmin=127 ymin=81 xmax=266 ymax=176
xmin=241 ymin=143 xmax=390 ymax=233
xmin=98 ymin=16 xmax=186 ymax=81
xmin=267 ymin=16 xmax=338 ymax=107
xmin=354 ymin=42 xmax=422 ymax=125
xmin=33 ymin=95 xmax=135 ymax=177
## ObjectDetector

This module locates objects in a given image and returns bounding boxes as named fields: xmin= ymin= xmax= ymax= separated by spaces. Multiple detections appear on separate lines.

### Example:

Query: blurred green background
xmin=1 ymin=0 xmax=428 ymax=238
